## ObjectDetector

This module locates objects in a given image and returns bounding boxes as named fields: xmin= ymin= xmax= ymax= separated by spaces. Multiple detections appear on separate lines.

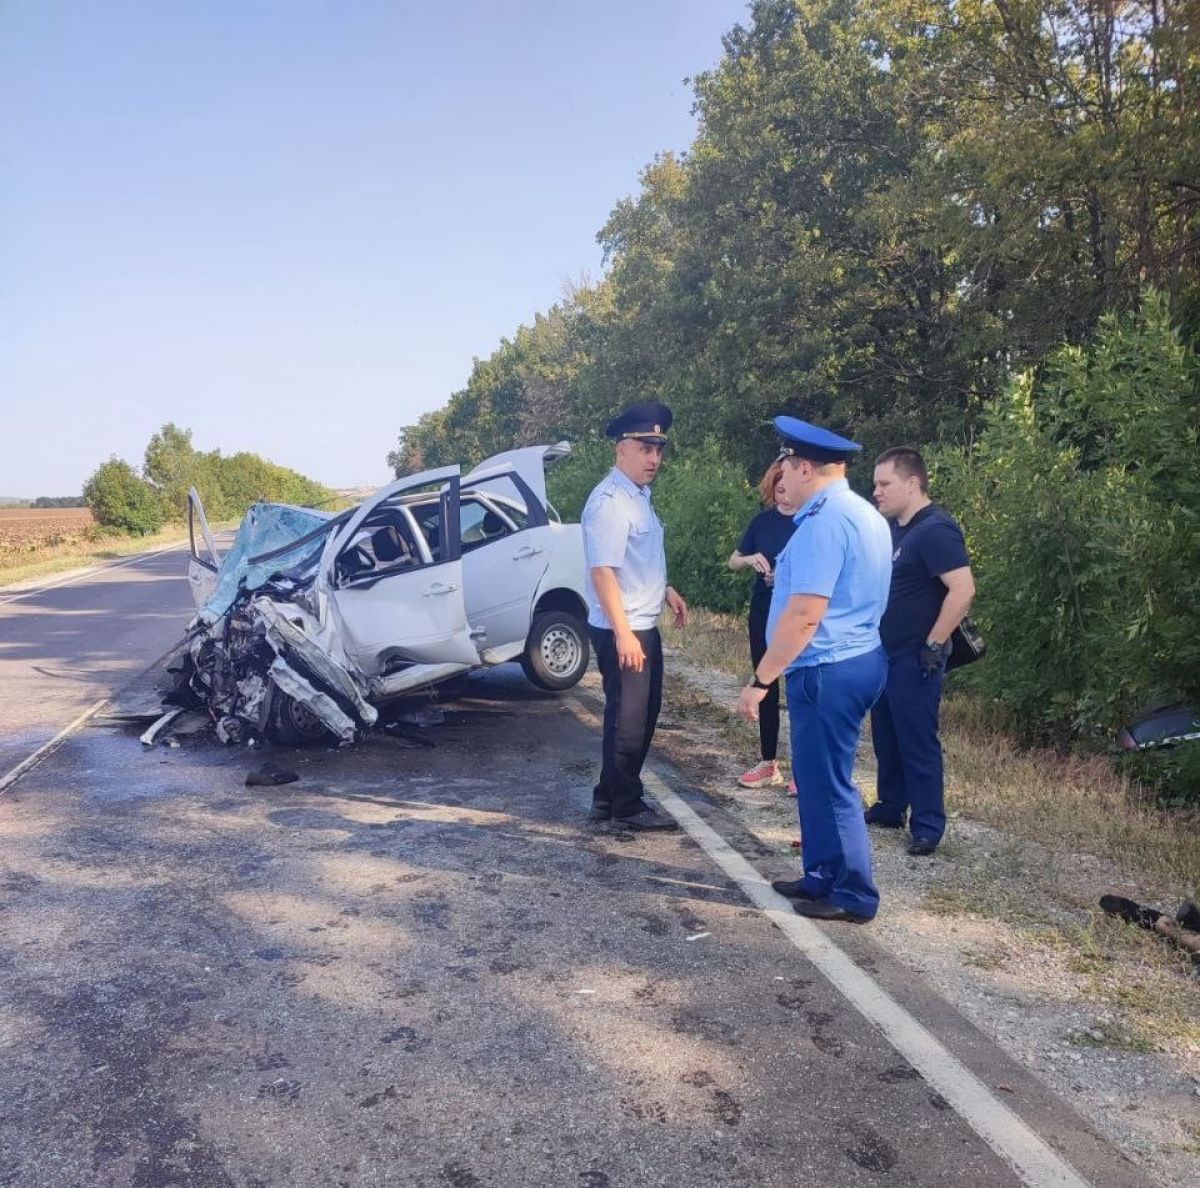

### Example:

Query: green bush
xmin=548 ymin=435 xmax=760 ymax=615
xmin=83 ymin=459 xmax=163 ymax=535
xmin=934 ymin=292 xmax=1200 ymax=802
xmin=545 ymin=436 xmax=611 ymax=522
xmin=142 ymin=423 xmax=335 ymax=521
xmin=653 ymin=440 xmax=760 ymax=614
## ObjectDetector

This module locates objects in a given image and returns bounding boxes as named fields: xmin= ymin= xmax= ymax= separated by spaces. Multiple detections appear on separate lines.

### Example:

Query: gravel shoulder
xmin=657 ymin=649 xmax=1200 ymax=1188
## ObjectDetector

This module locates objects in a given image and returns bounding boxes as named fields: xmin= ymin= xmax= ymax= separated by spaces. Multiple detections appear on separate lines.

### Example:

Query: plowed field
xmin=0 ymin=507 xmax=95 ymax=558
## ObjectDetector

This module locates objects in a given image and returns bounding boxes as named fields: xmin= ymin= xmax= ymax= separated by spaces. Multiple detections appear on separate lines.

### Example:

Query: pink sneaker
xmin=737 ymin=760 xmax=784 ymax=789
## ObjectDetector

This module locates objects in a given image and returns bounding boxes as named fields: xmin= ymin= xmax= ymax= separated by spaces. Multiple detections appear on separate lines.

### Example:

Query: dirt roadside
xmin=654 ymin=647 xmax=1200 ymax=1188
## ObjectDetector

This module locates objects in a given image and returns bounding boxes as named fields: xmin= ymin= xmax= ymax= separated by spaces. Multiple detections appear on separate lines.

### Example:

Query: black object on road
xmin=246 ymin=763 xmax=299 ymax=787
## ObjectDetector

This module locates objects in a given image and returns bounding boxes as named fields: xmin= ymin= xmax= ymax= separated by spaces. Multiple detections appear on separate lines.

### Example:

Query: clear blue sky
xmin=1 ymin=1 xmax=748 ymax=497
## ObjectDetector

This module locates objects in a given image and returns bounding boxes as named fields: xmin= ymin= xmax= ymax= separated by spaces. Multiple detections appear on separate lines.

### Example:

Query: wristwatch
xmin=750 ymin=674 xmax=772 ymax=690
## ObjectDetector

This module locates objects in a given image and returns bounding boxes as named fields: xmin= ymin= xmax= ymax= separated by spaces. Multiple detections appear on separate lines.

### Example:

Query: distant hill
xmin=0 ymin=495 xmax=85 ymax=507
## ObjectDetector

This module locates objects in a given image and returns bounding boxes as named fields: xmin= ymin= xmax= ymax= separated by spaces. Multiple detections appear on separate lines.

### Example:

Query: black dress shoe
xmin=792 ymin=899 xmax=872 ymax=924
xmin=586 ymin=805 xmax=612 ymax=822
xmin=907 ymin=837 xmax=938 ymax=857
xmin=771 ymin=879 xmax=820 ymax=901
xmin=614 ymin=808 xmax=678 ymax=832
xmin=863 ymin=805 xmax=905 ymax=829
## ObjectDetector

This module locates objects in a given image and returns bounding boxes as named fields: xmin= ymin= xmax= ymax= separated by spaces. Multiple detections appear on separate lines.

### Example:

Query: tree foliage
xmin=934 ymin=293 xmax=1199 ymax=797
xmin=391 ymin=0 xmax=1198 ymax=477
xmin=83 ymin=459 xmax=163 ymax=535
xmin=84 ymin=426 xmax=334 ymax=534
xmin=142 ymin=423 xmax=334 ymax=520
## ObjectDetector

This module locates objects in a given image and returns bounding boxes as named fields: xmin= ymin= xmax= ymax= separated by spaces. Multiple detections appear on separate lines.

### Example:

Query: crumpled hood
xmin=200 ymin=502 xmax=333 ymax=622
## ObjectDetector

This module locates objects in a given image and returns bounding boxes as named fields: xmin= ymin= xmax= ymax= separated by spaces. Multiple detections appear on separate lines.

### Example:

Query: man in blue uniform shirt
xmin=737 ymin=416 xmax=892 ymax=923
xmin=866 ymin=447 xmax=975 ymax=856
xmin=582 ymin=401 xmax=689 ymax=831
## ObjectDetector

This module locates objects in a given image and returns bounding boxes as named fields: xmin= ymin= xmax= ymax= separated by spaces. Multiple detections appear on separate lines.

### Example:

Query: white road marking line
xmin=0 ymin=698 xmax=109 ymax=797
xmin=643 ymin=770 xmax=1093 ymax=1188
xmin=0 ymin=539 xmax=187 ymax=605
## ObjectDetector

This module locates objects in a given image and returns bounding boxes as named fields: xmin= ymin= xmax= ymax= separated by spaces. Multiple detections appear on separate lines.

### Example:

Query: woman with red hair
xmin=728 ymin=461 xmax=799 ymax=792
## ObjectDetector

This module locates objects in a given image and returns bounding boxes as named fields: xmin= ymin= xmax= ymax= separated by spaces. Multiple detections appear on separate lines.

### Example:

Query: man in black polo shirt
xmin=866 ymin=448 xmax=975 ymax=856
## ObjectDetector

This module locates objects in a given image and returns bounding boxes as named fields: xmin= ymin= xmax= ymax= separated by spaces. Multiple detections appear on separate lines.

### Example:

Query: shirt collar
xmin=609 ymin=466 xmax=651 ymax=499
xmin=793 ymin=477 xmax=848 ymax=522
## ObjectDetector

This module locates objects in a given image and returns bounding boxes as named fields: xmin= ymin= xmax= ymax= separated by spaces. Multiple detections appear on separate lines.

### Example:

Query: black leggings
xmin=748 ymin=592 xmax=781 ymax=761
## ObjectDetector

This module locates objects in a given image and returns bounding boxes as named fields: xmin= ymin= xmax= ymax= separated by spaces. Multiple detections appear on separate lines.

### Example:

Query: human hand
xmin=617 ymin=631 xmax=646 ymax=672
xmin=747 ymin=553 xmax=772 ymax=577
xmin=736 ymin=684 xmax=768 ymax=723
xmin=666 ymin=586 xmax=689 ymax=629
xmin=918 ymin=640 xmax=949 ymax=679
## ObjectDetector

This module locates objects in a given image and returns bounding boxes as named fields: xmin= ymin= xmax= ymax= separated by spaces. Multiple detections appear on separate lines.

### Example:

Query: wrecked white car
xmin=172 ymin=444 xmax=590 ymax=744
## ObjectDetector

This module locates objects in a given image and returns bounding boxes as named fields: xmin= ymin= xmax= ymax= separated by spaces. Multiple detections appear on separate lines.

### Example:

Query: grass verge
xmin=0 ymin=524 xmax=193 ymax=587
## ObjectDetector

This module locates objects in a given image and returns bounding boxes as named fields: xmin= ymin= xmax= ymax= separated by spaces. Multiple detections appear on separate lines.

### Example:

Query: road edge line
xmin=642 ymin=769 xmax=1093 ymax=1188
xmin=0 ymin=699 xmax=110 ymax=797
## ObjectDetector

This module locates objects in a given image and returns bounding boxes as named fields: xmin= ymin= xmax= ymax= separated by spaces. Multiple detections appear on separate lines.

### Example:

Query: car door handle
xmin=513 ymin=546 xmax=543 ymax=559
xmin=424 ymin=582 xmax=458 ymax=597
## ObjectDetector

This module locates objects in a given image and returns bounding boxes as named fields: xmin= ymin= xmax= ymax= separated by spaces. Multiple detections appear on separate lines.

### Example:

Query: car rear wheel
xmin=267 ymin=690 xmax=336 ymax=746
xmin=521 ymin=611 xmax=589 ymax=691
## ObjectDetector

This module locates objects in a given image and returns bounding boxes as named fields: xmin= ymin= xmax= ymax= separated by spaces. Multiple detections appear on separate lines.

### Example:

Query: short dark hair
xmin=875 ymin=446 xmax=929 ymax=493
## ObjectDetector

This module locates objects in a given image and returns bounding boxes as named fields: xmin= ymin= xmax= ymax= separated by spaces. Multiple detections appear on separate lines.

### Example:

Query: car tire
xmin=521 ymin=611 xmax=590 ymax=691
xmin=267 ymin=690 xmax=336 ymax=746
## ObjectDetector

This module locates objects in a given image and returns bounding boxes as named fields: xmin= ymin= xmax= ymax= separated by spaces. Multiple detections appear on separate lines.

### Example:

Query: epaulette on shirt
xmin=795 ymin=495 xmax=828 ymax=527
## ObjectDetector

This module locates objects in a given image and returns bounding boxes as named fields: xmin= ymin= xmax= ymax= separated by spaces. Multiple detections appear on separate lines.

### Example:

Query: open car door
xmin=463 ymin=441 xmax=570 ymax=519
xmin=319 ymin=467 xmax=480 ymax=684
xmin=186 ymin=487 xmax=222 ymax=610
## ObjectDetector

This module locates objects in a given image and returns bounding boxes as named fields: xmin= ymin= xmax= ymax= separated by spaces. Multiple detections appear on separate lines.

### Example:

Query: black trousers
xmin=748 ymin=591 xmax=781 ymax=761
xmin=590 ymin=626 xmax=664 ymax=818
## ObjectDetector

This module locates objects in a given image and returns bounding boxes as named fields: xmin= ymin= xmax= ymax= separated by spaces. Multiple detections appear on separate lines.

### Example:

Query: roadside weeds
xmin=0 ymin=525 xmax=191 ymax=588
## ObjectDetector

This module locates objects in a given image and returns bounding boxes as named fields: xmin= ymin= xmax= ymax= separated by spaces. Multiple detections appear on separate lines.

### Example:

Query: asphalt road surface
xmin=0 ymin=545 xmax=197 ymax=776
xmin=0 ymin=552 xmax=1154 ymax=1188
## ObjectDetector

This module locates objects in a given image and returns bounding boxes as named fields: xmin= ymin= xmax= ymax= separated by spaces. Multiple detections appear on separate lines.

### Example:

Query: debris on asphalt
xmin=391 ymin=705 xmax=445 ymax=728
xmin=245 ymin=763 xmax=299 ymax=787
xmin=140 ymin=708 xmax=214 ymax=747
xmin=685 ymin=932 xmax=711 ymax=942
xmin=140 ymin=707 xmax=186 ymax=747
xmin=380 ymin=723 xmax=437 ymax=749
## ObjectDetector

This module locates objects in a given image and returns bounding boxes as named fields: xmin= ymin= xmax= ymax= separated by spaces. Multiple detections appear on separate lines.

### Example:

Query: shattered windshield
xmin=200 ymin=503 xmax=334 ymax=622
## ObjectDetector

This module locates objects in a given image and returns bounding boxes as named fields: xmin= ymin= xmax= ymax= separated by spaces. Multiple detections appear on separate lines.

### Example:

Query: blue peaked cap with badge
xmin=773 ymin=415 xmax=862 ymax=464
xmin=606 ymin=401 xmax=673 ymax=445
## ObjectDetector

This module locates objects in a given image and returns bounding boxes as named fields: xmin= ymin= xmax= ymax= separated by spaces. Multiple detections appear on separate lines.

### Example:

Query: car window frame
xmin=331 ymin=488 xmax=459 ymax=592
xmin=458 ymin=494 xmax=520 ymax=554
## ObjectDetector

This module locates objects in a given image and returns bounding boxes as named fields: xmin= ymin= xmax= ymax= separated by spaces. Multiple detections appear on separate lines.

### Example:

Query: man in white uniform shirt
xmin=582 ymin=401 xmax=688 ymax=830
